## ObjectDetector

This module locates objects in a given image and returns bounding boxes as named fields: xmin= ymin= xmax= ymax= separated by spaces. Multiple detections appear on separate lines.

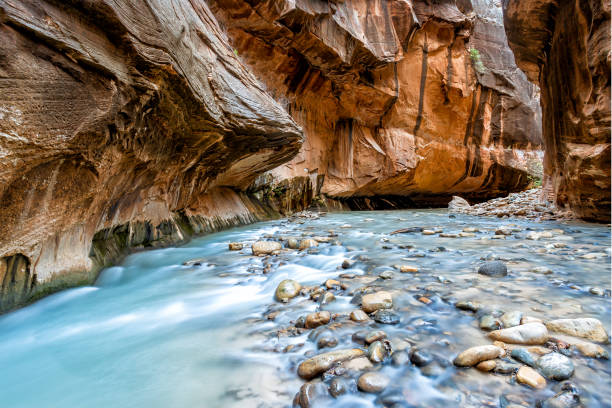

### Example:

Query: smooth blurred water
xmin=0 ymin=210 xmax=609 ymax=407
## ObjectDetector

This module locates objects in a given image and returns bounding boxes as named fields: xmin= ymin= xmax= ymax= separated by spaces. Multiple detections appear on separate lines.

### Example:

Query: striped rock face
xmin=210 ymin=0 xmax=543 ymax=208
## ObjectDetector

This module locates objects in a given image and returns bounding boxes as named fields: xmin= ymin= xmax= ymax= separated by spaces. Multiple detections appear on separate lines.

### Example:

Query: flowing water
xmin=0 ymin=210 xmax=609 ymax=407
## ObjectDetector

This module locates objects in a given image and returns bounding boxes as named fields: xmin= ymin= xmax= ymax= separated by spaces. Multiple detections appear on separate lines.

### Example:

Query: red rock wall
xmin=0 ymin=0 xmax=302 ymax=311
xmin=210 ymin=0 xmax=543 ymax=206
xmin=503 ymin=0 xmax=611 ymax=222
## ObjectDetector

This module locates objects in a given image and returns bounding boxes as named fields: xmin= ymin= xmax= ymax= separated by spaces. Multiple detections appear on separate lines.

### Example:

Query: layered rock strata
xmin=0 ymin=0 xmax=302 ymax=311
xmin=503 ymin=0 xmax=611 ymax=222
xmin=210 ymin=0 xmax=543 ymax=207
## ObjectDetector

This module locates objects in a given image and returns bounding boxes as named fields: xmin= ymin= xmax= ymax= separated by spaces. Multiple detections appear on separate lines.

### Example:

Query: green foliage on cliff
xmin=469 ymin=48 xmax=486 ymax=74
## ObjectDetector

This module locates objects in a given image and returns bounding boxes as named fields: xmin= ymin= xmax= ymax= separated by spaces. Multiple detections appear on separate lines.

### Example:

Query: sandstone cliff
xmin=210 ymin=0 xmax=543 ymax=208
xmin=503 ymin=0 xmax=611 ymax=222
xmin=0 ymin=0 xmax=302 ymax=311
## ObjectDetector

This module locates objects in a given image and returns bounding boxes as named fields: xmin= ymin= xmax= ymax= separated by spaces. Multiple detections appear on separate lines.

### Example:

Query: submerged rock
xmin=297 ymin=349 xmax=365 ymax=379
xmin=305 ymin=311 xmax=331 ymax=329
xmin=275 ymin=280 xmax=301 ymax=302
xmin=372 ymin=310 xmax=400 ymax=325
xmin=228 ymin=242 xmax=243 ymax=250
xmin=357 ymin=372 xmax=390 ymax=393
xmin=537 ymin=353 xmax=575 ymax=380
xmin=478 ymin=261 xmax=508 ymax=277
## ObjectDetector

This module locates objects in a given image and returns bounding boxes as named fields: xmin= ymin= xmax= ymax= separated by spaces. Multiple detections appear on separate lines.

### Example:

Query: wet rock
xmin=573 ymin=341 xmax=609 ymax=359
xmin=448 ymin=196 xmax=471 ymax=212
xmin=328 ymin=378 xmax=351 ymax=398
xmin=478 ymin=261 xmax=508 ymax=277
xmin=539 ymin=390 xmax=582 ymax=408
xmin=545 ymin=318 xmax=609 ymax=343
xmin=422 ymin=230 xmax=436 ymax=235
xmin=456 ymin=300 xmax=481 ymax=312
xmin=494 ymin=359 xmax=521 ymax=374
xmin=228 ymin=242 xmax=243 ymax=250
xmin=287 ymin=238 xmax=299 ymax=249
xmin=361 ymin=291 xmax=393 ymax=313
xmin=530 ymin=266 xmax=553 ymax=275
xmin=319 ymin=292 xmax=335 ymax=305
xmin=182 ymin=258 xmax=208 ymax=266
xmin=454 ymin=345 xmax=503 ymax=366
xmin=517 ymin=366 xmax=546 ymax=389
xmin=379 ymin=270 xmax=394 ymax=279
xmin=392 ymin=351 xmax=410 ymax=366
xmin=350 ymin=310 xmax=369 ymax=322
xmin=501 ymin=311 xmax=523 ymax=328
xmin=511 ymin=348 xmax=537 ymax=367
xmin=476 ymin=360 xmax=497 ymax=372
xmin=341 ymin=259 xmax=355 ymax=269
xmin=294 ymin=381 xmax=328 ymax=408
xmin=372 ymin=310 xmax=400 ymax=325
xmin=399 ymin=265 xmax=419 ymax=273
xmin=357 ymin=372 xmax=390 ymax=393
xmin=589 ymin=287 xmax=605 ymax=296
xmin=340 ymin=356 xmax=373 ymax=372
xmin=275 ymin=280 xmax=302 ymax=302
xmin=410 ymin=349 xmax=433 ymax=367
xmin=297 ymin=349 xmax=365 ymax=379
xmin=536 ymin=352 xmax=574 ymax=380
xmin=299 ymin=239 xmax=318 ymax=250
xmin=305 ymin=311 xmax=331 ymax=329
xmin=488 ymin=323 xmax=549 ymax=345
xmin=252 ymin=241 xmax=282 ymax=255
xmin=325 ymin=279 xmax=341 ymax=289
xmin=480 ymin=314 xmax=503 ymax=331
xmin=365 ymin=330 xmax=387 ymax=344
xmin=368 ymin=341 xmax=388 ymax=363
xmin=317 ymin=336 xmax=338 ymax=349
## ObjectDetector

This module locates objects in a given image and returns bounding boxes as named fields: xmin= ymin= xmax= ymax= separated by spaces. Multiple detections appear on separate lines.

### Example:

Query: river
xmin=0 ymin=210 xmax=609 ymax=407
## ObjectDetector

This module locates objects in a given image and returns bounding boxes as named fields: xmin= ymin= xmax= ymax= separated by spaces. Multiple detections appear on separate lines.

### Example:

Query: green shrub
xmin=469 ymin=47 xmax=486 ymax=74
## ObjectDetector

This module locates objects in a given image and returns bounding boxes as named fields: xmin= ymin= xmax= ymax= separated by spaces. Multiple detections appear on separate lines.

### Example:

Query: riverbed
xmin=0 ymin=210 xmax=609 ymax=407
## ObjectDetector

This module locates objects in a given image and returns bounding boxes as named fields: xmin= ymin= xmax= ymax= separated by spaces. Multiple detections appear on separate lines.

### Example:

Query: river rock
xmin=399 ymin=265 xmax=419 ymax=273
xmin=574 ymin=341 xmax=609 ymax=359
xmin=287 ymin=238 xmax=299 ymax=249
xmin=517 ymin=366 xmax=546 ymax=389
xmin=357 ymin=372 xmax=390 ymax=393
xmin=328 ymin=378 xmax=351 ymax=398
xmin=368 ymin=341 xmax=387 ymax=363
xmin=299 ymin=239 xmax=319 ymax=250
xmin=340 ymin=356 xmax=373 ymax=372
xmin=392 ymin=351 xmax=410 ymax=366
xmin=274 ymin=279 xmax=301 ymax=302
xmin=365 ymin=330 xmax=387 ymax=344
xmin=350 ymin=310 xmax=369 ymax=322
xmin=294 ymin=381 xmax=328 ymax=408
xmin=456 ymin=300 xmax=481 ymax=312
xmin=298 ymin=349 xmax=365 ymax=379
xmin=478 ymin=261 xmax=508 ymax=277
xmin=537 ymin=352 xmax=574 ymax=380
xmin=454 ymin=345 xmax=503 ymax=366
xmin=476 ymin=360 xmax=497 ymax=372
xmin=228 ymin=242 xmax=243 ymax=250
xmin=540 ymin=391 xmax=582 ymax=408
xmin=252 ymin=240 xmax=282 ymax=255
xmin=511 ymin=348 xmax=537 ymax=367
xmin=305 ymin=311 xmax=331 ymax=329
xmin=501 ymin=311 xmax=523 ymax=328
xmin=410 ymin=349 xmax=433 ymax=367
xmin=361 ymin=291 xmax=393 ymax=313
xmin=488 ymin=322 xmax=549 ymax=344
xmin=480 ymin=314 xmax=503 ymax=331
xmin=545 ymin=318 xmax=610 ymax=343
xmin=448 ymin=196 xmax=471 ymax=212
xmin=372 ymin=310 xmax=400 ymax=325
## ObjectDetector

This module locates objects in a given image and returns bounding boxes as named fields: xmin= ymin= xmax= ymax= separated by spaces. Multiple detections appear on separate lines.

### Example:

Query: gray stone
xmin=537 ymin=352 xmax=575 ymax=380
xmin=478 ymin=261 xmax=508 ymax=277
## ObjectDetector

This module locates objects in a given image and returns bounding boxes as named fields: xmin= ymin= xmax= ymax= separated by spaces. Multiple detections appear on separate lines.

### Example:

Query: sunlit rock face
xmin=0 ymin=0 xmax=302 ymax=311
xmin=210 ymin=0 xmax=543 ymax=207
xmin=503 ymin=0 xmax=611 ymax=222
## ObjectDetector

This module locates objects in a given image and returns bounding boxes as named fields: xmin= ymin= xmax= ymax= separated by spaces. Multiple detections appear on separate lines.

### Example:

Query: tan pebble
xmin=476 ymin=360 xmax=496 ymax=372
xmin=517 ymin=366 xmax=546 ymax=389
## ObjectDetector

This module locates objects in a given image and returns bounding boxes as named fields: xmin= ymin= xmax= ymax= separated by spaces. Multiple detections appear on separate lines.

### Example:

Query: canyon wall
xmin=210 ymin=0 xmax=543 ymax=208
xmin=503 ymin=0 xmax=611 ymax=222
xmin=0 ymin=0 xmax=544 ymax=311
xmin=0 ymin=0 xmax=302 ymax=311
